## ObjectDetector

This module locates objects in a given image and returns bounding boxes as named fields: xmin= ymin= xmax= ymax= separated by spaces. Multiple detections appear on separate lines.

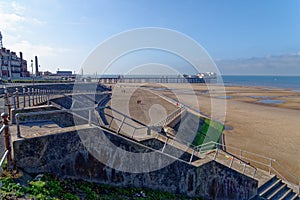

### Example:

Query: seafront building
xmin=0 ymin=31 xmax=30 ymax=80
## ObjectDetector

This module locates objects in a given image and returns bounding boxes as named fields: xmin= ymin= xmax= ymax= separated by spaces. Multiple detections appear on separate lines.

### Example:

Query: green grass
xmin=0 ymin=173 xmax=202 ymax=200
xmin=192 ymin=118 xmax=224 ymax=147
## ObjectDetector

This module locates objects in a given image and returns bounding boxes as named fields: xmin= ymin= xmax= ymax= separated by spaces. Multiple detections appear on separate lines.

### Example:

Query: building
xmin=0 ymin=48 xmax=30 ymax=79
xmin=0 ymin=31 xmax=30 ymax=79
xmin=56 ymin=70 xmax=72 ymax=76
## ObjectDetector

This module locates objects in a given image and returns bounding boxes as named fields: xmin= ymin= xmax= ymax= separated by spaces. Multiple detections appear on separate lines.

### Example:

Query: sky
xmin=0 ymin=0 xmax=300 ymax=75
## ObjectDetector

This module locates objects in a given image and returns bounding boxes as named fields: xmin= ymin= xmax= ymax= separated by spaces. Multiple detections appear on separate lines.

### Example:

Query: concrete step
xmin=261 ymin=180 xmax=283 ymax=198
xmin=284 ymin=191 xmax=299 ymax=200
xmin=258 ymin=176 xmax=279 ymax=195
xmin=269 ymin=184 xmax=288 ymax=199
xmin=279 ymin=189 xmax=293 ymax=200
xmin=270 ymin=184 xmax=291 ymax=200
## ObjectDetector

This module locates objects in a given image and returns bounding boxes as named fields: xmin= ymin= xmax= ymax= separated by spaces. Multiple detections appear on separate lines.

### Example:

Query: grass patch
xmin=0 ymin=173 xmax=202 ymax=199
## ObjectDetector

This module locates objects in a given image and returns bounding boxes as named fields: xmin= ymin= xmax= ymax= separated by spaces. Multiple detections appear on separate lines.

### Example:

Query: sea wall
xmin=13 ymin=126 xmax=257 ymax=199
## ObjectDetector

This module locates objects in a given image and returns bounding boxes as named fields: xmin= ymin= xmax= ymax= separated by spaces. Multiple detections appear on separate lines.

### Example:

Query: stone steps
xmin=257 ymin=176 xmax=299 ymax=200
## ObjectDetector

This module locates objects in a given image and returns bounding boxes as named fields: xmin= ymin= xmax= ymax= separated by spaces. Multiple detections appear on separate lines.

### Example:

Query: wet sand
xmin=128 ymin=83 xmax=300 ymax=182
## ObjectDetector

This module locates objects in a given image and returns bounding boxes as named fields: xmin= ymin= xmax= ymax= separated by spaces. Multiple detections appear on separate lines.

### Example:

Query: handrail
xmin=98 ymin=106 xmax=200 ymax=148
xmin=198 ymin=140 xmax=300 ymax=191
xmin=153 ymin=106 xmax=185 ymax=127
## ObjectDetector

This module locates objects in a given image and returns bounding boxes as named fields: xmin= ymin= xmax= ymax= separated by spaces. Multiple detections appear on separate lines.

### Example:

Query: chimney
xmin=35 ymin=56 xmax=39 ymax=75
xmin=20 ymin=52 xmax=23 ymax=76
xmin=20 ymin=52 xmax=23 ymax=65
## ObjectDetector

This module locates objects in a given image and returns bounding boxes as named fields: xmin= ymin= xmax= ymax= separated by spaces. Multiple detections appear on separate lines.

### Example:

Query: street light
xmin=31 ymin=59 xmax=34 ymax=85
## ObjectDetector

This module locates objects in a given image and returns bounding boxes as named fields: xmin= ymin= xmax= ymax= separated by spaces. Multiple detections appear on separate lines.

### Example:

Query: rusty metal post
xmin=37 ymin=89 xmax=40 ymax=104
xmin=28 ymin=88 xmax=31 ymax=107
xmin=32 ymin=88 xmax=35 ymax=105
xmin=42 ymin=90 xmax=44 ymax=102
xmin=1 ymin=112 xmax=13 ymax=170
xmin=39 ymin=89 xmax=42 ymax=103
xmin=4 ymin=88 xmax=11 ymax=120
xmin=15 ymin=88 xmax=20 ymax=109
xmin=13 ymin=93 xmax=16 ymax=110
xmin=23 ymin=87 xmax=26 ymax=108
xmin=47 ymin=92 xmax=50 ymax=106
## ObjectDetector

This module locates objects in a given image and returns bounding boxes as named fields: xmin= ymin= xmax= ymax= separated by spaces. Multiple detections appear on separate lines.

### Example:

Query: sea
xmin=221 ymin=76 xmax=300 ymax=91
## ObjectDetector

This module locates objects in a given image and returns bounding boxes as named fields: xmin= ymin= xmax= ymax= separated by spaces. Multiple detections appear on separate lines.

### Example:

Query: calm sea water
xmin=221 ymin=76 xmax=300 ymax=90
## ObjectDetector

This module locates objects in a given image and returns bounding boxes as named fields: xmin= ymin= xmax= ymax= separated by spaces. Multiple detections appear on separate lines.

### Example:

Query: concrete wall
xmin=13 ymin=127 xmax=257 ymax=199
xmin=11 ymin=106 xmax=88 ymax=127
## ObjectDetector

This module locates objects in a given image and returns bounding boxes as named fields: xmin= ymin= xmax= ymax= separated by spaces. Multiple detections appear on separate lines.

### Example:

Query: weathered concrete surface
xmin=11 ymin=105 xmax=59 ymax=124
xmin=11 ymin=105 xmax=87 ymax=128
xmin=13 ymin=126 xmax=258 ymax=199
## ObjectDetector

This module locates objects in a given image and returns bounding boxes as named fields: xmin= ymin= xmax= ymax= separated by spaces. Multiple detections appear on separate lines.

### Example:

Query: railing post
xmin=15 ymin=88 xmax=19 ymax=109
xmin=13 ymin=93 xmax=17 ymax=110
xmin=35 ymin=88 xmax=38 ymax=105
xmin=242 ymin=163 xmax=246 ymax=174
xmin=31 ymin=88 xmax=35 ymax=106
xmin=229 ymin=156 xmax=234 ymax=168
xmin=253 ymin=169 xmax=257 ymax=178
xmin=189 ymin=149 xmax=195 ymax=163
xmin=39 ymin=89 xmax=42 ymax=103
xmin=37 ymin=89 xmax=39 ymax=104
xmin=117 ymin=116 xmax=126 ymax=134
xmin=28 ymin=88 xmax=31 ymax=107
xmin=47 ymin=93 xmax=50 ymax=106
xmin=162 ymin=137 xmax=169 ymax=153
xmin=23 ymin=87 xmax=26 ymax=108
xmin=16 ymin=114 xmax=21 ymax=138
xmin=88 ymin=109 xmax=92 ymax=126
xmin=131 ymin=128 xmax=136 ymax=138
xmin=4 ymin=88 xmax=11 ymax=120
xmin=213 ymin=148 xmax=218 ymax=160
xmin=1 ymin=112 xmax=13 ymax=170
xmin=269 ymin=159 xmax=272 ymax=174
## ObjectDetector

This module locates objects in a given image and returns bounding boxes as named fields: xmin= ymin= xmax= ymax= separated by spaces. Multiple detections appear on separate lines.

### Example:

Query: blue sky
xmin=1 ymin=0 xmax=300 ymax=75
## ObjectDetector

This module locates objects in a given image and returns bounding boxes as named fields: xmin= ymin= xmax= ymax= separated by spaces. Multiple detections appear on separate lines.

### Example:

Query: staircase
xmin=256 ymin=176 xmax=299 ymax=200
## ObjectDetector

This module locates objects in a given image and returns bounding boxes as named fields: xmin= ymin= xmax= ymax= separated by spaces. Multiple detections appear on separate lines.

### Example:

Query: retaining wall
xmin=13 ymin=126 xmax=257 ymax=199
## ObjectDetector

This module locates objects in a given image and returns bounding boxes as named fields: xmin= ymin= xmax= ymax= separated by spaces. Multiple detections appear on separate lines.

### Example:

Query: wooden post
xmin=1 ymin=112 xmax=13 ymax=170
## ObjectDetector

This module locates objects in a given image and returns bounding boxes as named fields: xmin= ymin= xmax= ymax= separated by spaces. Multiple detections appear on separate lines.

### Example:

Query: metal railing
xmin=196 ymin=141 xmax=300 ymax=194
xmin=3 ymin=87 xmax=69 ymax=120
xmin=153 ymin=106 xmax=186 ymax=127
xmin=96 ymin=106 xmax=260 ymax=177
xmin=0 ymin=113 xmax=12 ymax=175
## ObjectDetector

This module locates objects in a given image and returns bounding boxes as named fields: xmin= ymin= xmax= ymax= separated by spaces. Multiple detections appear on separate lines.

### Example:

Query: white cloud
xmin=9 ymin=40 xmax=69 ymax=58
xmin=0 ymin=1 xmax=44 ymax=32
xmin=11 ymin=1 xmax=26 ymax=14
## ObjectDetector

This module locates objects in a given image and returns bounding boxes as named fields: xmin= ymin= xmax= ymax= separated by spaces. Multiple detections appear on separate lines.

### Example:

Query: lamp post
xmin=31 ymin=59 xmax=34 ymax=85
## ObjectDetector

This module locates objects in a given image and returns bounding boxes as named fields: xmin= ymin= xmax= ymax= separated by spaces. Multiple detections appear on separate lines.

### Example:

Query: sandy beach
xmin=127 ymin=83 xmax=300 ymax=183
